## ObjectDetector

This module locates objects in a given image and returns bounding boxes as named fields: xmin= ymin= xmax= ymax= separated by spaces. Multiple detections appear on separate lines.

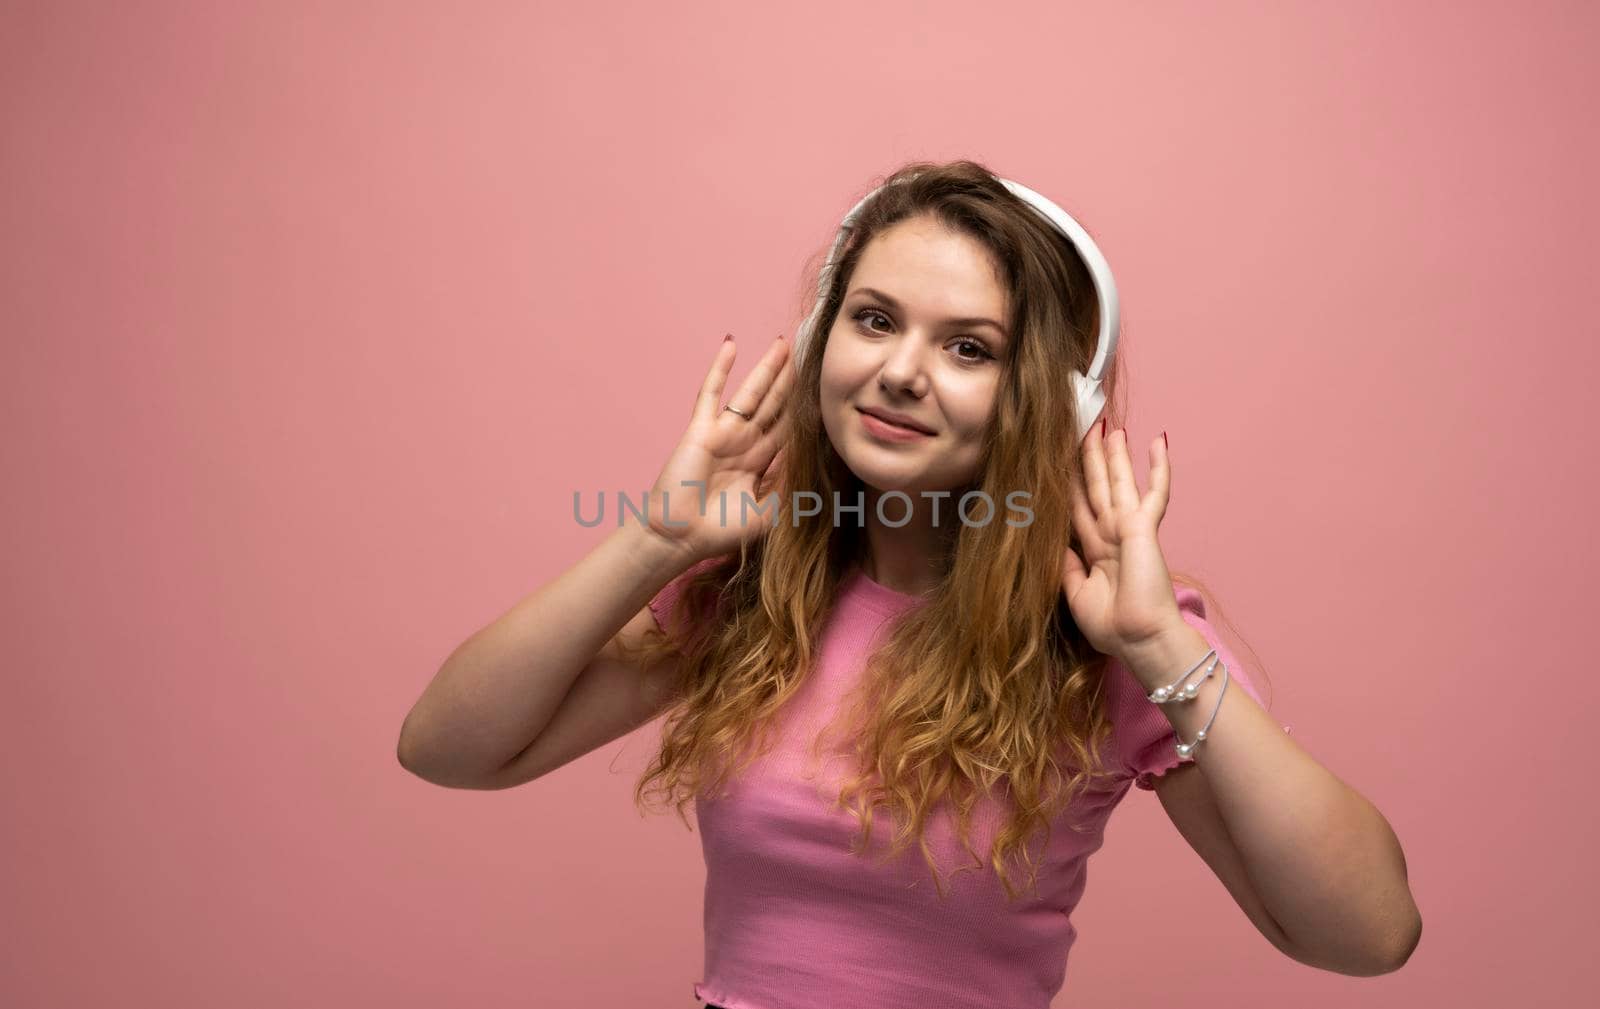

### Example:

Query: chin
xmin=836 ymin=449 xmax=906 ymax=488
xmin=838 ymin=451 xmax=947 ymax=497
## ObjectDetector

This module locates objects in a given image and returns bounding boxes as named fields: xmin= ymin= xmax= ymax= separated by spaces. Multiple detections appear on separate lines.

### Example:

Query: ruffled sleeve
xmin=1108 ymin=584 xmax=1284 ymax=791
xmin=646 ymin=555 xmax=728 ymax=640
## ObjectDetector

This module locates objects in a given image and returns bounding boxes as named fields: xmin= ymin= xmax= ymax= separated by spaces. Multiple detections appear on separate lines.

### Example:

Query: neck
xmin=855 ymin=484 xmax=957 ymax=596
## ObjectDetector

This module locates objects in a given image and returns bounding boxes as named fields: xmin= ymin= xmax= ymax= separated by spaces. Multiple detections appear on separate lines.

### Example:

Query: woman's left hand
xmin=1061 ymin=419 xmax=1186 ymax=662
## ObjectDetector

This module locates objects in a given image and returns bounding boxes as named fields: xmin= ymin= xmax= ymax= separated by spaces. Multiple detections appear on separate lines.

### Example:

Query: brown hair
xmin=619 ymin=158 xmax=1272 ymax=901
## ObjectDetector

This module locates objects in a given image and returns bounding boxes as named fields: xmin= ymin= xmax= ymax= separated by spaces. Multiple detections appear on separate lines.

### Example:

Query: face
xmin=819 ymin=214 xmax=1011 ymax=497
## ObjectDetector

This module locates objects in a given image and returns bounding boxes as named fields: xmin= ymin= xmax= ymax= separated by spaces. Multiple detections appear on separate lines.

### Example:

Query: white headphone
xmin=788 ymin=176 xmax=1120 ymax=442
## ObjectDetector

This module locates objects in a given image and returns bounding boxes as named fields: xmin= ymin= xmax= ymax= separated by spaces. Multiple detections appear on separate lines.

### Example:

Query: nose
xmin=877 ymin=332 xmax=931 ymax=399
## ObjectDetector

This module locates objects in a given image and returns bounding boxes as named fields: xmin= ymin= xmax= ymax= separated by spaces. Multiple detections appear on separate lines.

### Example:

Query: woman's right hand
xmin=642 ymin=333 xmax=796 ymax=563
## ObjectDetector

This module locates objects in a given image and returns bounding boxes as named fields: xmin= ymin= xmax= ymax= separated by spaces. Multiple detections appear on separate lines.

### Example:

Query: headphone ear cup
xmin=1071 ymin=371 xmax=1106 ymax=442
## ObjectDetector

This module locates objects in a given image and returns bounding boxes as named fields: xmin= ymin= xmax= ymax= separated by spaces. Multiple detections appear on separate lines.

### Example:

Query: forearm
xmin=398 ymin=522 xmax=692 ymax=780
xmin=1122 ymin=624 xmax=1422 ymax=975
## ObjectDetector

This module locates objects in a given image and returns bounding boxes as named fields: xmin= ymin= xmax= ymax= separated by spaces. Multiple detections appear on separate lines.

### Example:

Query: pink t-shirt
xmin=648 ymin=561 xmax=1274 ymax=1009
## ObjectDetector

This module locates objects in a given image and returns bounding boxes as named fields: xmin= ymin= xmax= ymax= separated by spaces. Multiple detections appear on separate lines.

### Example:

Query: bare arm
xmin=396 ymin=523 xmax=692 ymax=788
xmin=1130 ymin=624 xmax=1421 ymax=975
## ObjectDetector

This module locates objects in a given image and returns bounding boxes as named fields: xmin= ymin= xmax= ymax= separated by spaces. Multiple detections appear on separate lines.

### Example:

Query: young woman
xmin=399 ymin=160 xmax=1421 ymax=1006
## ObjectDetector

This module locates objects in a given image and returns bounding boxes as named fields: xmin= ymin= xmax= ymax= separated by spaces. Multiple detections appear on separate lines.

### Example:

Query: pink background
xmin=3 ymin=1 xmax=1593 ymax=1005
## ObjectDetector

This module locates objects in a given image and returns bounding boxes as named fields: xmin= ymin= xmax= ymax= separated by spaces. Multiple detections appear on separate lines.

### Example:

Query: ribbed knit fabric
xmin=648 ymin=561 xmax=1274 ymax=1009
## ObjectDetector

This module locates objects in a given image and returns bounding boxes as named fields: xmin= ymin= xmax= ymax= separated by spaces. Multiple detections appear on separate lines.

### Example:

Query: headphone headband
xmin=789 ymin=175 xmax=1119 ymax=441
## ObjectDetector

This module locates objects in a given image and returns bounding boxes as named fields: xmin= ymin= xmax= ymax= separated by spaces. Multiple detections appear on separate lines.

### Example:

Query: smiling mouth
xmin=857 ymin=408 xmax=934 ymax=437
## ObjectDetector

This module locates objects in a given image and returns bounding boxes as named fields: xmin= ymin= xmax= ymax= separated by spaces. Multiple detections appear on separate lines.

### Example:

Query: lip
xmin=857 ymin=406 xmax=934 ymax=441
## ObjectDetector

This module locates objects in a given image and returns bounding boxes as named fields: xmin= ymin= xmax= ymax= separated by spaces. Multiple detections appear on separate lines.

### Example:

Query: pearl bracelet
xmin=1145 ymin=647 xmax=1230 ymax=759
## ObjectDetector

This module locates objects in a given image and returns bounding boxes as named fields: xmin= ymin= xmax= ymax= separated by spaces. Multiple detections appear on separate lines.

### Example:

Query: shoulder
xmin=646 ymin=555 xmax=731 ymax=637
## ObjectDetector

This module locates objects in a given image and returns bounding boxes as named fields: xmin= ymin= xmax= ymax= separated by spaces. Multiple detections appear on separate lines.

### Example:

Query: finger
xmin=746 ymin=393 xmax=794 ymax=476
xmin=694 ymin=335 xmax=738 ymax=424
xmin=720 ymin=335 xmax=790 ymax=428
xmin=1069 ymin=462 xmax=1109 ymax=558
xmin=748 ymin=343 xmax=796 ymax=433
xmin=1105 ymin=427 xmax=1139 ymax=512
xmin=1060 ymin=540 xmax=1087 ymax=597
xmin=1081 ymin=417 xmax=1112 ymax=517
xmin=1147 ymin=431 xmax=1170 ymax=523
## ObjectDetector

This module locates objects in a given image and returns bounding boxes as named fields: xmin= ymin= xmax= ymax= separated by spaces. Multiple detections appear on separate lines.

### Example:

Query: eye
xmin=851 ymin=308 xmax=997 ymax=366
xmin=952 ymin=338 xmax=996 ymax=364
xmin=852 ymin=307 xmax=892 ymax=333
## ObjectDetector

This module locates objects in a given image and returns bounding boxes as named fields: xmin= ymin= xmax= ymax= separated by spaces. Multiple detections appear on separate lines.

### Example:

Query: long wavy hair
xmin=619 ymin=159 xmax=1272 ymax=902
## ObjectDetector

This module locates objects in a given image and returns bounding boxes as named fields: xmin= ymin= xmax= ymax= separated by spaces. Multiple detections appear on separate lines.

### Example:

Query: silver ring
xmin=722 ymin=404 xmax=752 ymax=420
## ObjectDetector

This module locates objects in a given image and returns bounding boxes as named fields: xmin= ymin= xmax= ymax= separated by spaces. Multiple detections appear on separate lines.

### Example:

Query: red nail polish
xmin=1100 ymin=418 xmax=1108 ymax=438
xmin=1163 ymin=430 xmax=1169 ymax=450
xmin=724 ymin=333 xmax=733 ymax=342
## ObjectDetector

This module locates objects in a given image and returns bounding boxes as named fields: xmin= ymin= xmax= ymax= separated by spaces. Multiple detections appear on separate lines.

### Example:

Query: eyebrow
xmin=847 ymin=286 xmax=1009 ymax=339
